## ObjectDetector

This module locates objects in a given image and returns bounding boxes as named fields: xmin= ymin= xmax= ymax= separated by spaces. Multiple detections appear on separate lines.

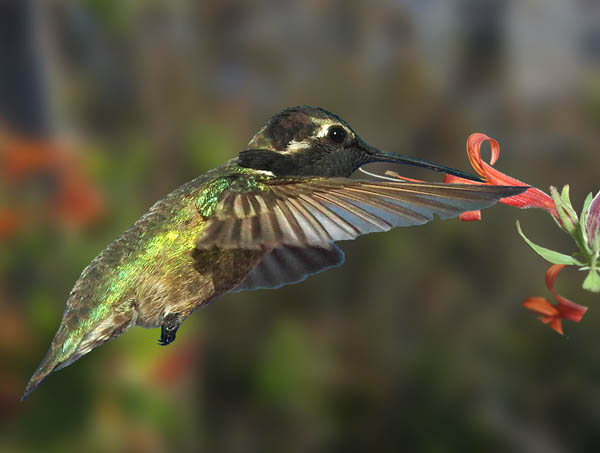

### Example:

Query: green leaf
xmin=582 ymin=269 xmax=600 ymax=293
xmin=516 ymin=220 xmax=583 ymax=265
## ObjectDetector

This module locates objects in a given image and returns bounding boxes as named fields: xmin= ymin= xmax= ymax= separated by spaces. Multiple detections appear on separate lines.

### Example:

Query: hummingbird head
xmin=238 ymin=106 xmax=483 ymax=181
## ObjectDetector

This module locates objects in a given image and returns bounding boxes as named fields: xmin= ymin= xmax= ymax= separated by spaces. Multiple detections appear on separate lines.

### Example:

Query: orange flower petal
xmin=548 ymin=318 xmax=564 ymax=335
xmin=545 ymin=264 xmax=588 ymax=322
xmin=465 ymin=134 xmax=557 ymax=214
xmin=522 ymin=297 xmax=559 ymax=317
xmin=382 ymin=133 xmax=558 ymax=223
xmin=443 ymin=174 xmax=474 ymax=184
xmin=522 ymin=298 xmax=564 ymax=335
xmin=444 ymin=134 xmax=558 ymax=222
xmin=522 ymin=265 xmax=587 ymax=334
xmin=444 ymin=174 xmax=484 ymax=222
xmin=557 ymin=300 xmax=587 ymax=323
xmin=458 ymin=211 xmax=482 ymax=222
xmin=545 ymin=264 xmax=565 ymax=289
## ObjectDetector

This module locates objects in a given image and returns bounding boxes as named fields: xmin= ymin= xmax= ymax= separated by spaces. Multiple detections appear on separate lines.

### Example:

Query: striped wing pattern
xmin=232 ymin=244 xmax=345 ymax=292
xmin=195 ymin=178 xmax=524 ymax=250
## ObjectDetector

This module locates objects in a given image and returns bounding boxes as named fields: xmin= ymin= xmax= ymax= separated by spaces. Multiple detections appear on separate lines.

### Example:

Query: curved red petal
xmin=557 ymin=300 xmax=588 ymax=323
xmin=522 ymin=298 xmax=564 ymax=334
xmin=545 ymin=264 xmax=566 ymax=290
xmin=464 ymin=133 xmax=557 ymax=216
xmin=466 ymin=133 xmax=501 ymax=172
xmin=522 ymin=297 xmax=559 ymax=317
xmin=544 ymin=264 xmax=588 ymax=323
xmin=548 ymin=318 xmax=564 ymax=335
xmin=523 ymin=266 xmax=588 ymax=333
xmin=402 ymin=133 xmax=557 ymax=219
xmin=443 ymin=174 xmax=482 ymax=185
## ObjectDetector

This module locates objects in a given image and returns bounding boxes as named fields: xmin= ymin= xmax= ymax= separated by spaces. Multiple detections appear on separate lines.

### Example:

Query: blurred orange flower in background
xmin=0 ymin=129 xmax=105 ymax=239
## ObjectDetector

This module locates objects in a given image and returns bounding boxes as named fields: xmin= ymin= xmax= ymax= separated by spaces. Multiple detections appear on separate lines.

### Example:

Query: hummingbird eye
xmin=327 ymin=125 xmax=347 ymax=144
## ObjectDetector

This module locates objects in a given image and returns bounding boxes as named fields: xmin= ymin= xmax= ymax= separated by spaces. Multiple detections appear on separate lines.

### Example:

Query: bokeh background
xmin=1 ymin=1 xmax=600 ymax=452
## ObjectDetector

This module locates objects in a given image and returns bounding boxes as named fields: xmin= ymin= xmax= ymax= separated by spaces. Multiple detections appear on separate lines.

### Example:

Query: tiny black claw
xmin=158 ymin=314 xmax=181 ymax=346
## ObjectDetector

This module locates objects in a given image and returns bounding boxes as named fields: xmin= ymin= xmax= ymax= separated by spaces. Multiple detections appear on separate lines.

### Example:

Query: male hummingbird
xmin=23 ymin=106 xmax=525 ymax=399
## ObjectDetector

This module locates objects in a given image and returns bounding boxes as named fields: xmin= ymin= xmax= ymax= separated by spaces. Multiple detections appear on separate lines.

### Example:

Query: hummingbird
xmin=23 ymin=106 xmax=525 ymax=399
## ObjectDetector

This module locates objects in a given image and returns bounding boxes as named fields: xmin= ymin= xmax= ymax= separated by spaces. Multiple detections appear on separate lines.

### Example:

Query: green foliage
xmin=583 ymin=269 xmax=600 ymax=292
xmin=516 ymin=220 xmax=582 ymax=266
xmin=517 ymin=186 xmax=600 ymax=293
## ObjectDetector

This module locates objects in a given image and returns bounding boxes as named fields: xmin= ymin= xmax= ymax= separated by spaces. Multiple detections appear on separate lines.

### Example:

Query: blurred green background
xmin=1 ymin=1 xmax=600 ymax=452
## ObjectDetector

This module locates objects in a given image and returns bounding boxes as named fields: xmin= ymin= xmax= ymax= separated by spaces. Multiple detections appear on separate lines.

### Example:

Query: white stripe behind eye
xmin=316 ymin=124 xmax=331 ymax=138
xmin=253 ymin=169 xmax=275 ymax=176
xmin=282 ymin=139 xmax=311 ymax=154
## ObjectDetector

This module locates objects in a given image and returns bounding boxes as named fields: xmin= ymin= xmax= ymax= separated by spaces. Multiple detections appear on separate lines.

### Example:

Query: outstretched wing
xmin=232 ymin=244 xmax=345 ymax=292
xmin=196 ymin=177 xmax=525 ymax=250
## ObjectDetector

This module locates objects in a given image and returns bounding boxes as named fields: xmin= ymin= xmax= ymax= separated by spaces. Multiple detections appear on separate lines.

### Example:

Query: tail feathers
xmin=22 ymin=305 xmax=137 ymax=401
xmin=21 ymin=325 xmax=81 ymax=401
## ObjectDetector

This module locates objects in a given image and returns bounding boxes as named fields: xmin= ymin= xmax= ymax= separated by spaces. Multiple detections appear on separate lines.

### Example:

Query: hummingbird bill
xmin=23 ymin=106 xmax=526 ymax=399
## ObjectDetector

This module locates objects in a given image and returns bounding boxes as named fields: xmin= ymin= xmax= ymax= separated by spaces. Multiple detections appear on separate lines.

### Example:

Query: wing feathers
xmin=196 ymin=178 xmax=525 ymax=250
xmin=286 ymin=197 xmax=333 ymax=244
xmin=233 ymin=244 xmax=345 ymax=292
xmin=313 ymin=191 xmax=393 ymax=231
xmin=297 ymin=193 xmax=361 ymax=238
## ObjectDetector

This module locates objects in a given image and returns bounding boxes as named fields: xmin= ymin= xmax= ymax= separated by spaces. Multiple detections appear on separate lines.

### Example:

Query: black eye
xmin=328 ymin=126 xmax=347 ymax=144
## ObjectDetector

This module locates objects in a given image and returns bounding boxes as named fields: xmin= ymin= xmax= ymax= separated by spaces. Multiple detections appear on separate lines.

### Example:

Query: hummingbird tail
xmin=22 ymin=304 xmax=137 ymax=401
xmin=22 ymin=358 xmax=58 ymax=401
xmin=21 ymin=320 xmax=80 ymax=401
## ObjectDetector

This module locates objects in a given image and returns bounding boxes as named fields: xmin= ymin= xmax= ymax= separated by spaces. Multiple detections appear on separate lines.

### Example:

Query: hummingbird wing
xmin=195 ymin=178 xmax=525 ymax=250
xmin=232 ymin=244 xmax=344 ymax=292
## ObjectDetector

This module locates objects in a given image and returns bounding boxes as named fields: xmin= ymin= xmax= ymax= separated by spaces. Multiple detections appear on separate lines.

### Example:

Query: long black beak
xmin=361 ymin=141 xmax=484 ymax=183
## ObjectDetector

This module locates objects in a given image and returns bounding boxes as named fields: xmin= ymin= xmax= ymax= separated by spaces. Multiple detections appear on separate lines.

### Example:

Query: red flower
xmin=443 ymin=133 xmax=558 ymax=221
xmin=521 ymin=264 xmax=588 ymax=335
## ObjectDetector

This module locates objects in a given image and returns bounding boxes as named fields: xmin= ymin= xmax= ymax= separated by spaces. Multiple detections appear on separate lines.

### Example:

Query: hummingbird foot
xmin=158 ymin=314 xmax=181 ymax=346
